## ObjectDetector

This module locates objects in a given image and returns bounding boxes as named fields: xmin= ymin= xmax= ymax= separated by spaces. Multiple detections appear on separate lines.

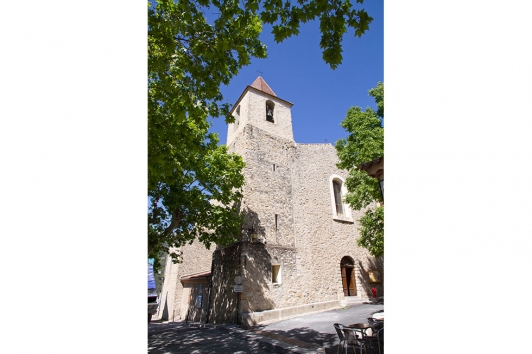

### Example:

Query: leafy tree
xmin=148 ymin=0 xmax=374 ymax=263
xmin=336 ymin=82 xmax=384 ymax=258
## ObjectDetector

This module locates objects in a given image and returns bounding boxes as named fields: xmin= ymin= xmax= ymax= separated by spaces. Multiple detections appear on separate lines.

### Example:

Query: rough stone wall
xmin=208 ymin=243 xmax=242 ymax=324
xmin=225 ymin=86 xmax=383 ymax=309
xmin=227 ymin=124 xmax=384 ymax=308
xmin=262 ymin=245 xmax=299 ymax=308
xmin=239 ymin=243 xmax=301 ymax=312
xmin=230 ymin=124 xmax=296 ymax=248
xmin=157 ymin=252 xmax=179 ymax=321
xmin=245 ymin=90 xmax=294 ymax=142
xmin=209 ymin=242 xmax=301 ymax=322
xmin=291 ymin=143 xmax=381 ymax=300
xmin=183 ymin=279 xmax=210 ymax=323
xmin=228 ymin=88 xmax=294 ymax=145
xmin=170 ymin=239 xmax=213 ymax=321
xmin=227 ymin=93 xmax=250 ymax=146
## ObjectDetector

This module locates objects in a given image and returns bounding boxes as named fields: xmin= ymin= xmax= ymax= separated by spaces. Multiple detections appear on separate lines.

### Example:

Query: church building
xmin=157 ymin=77 xmax=383 ymax=325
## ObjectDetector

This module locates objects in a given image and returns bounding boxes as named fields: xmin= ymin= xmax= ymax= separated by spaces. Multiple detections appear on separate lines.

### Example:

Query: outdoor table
xmin=372 ymin=312 xmax=384 ymax=320
xmin=348 ymin=323 xmax=374 ymax=336
xmin=349 ymin=323 xmax=373 ymax=330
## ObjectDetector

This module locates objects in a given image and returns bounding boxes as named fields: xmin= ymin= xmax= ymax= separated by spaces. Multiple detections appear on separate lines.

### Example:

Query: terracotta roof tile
xmin=250 ymin=76 xmax=276 ymax=97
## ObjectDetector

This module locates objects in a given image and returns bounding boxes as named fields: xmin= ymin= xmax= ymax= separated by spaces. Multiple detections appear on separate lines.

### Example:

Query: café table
xmin=372 ymin=311 xmax=384 ymax=320
xmin=349 ymin=323 xmax=373 ymax=330
xmin=348 ymin=323 xmax=373 ymax=336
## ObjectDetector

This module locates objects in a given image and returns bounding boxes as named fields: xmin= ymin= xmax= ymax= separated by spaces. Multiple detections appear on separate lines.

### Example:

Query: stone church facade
xmin=157 ymin=77 xmax=383 ymax=325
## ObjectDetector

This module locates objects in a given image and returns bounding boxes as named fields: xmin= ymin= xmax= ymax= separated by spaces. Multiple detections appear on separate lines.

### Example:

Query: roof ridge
xmin=250 ymin=76 xmax=277 ymax=97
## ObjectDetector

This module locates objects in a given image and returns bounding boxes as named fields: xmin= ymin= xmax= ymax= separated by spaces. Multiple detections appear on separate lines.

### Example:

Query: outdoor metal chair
xmin=363 ymin=327 xmax=384 ymax=354
xmin=334 ymin=323 xmax=363 ymax=354
xmin=367 ymin=317 xmax=384 ymax=336
xmin=342 ymin=327 xmax=368 ymax=354
xmin=377 ymin=327 xmax=383 ymax=353
xmin=333 ymin=323 xmax=348 ymax=354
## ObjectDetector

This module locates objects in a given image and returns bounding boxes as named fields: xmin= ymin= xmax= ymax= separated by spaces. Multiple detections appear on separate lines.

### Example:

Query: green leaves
xmin=336 ymin=82 xmax=384 ymax=257
xmin=357 ymin=205 xmax=384 ymax=258
xmin=260 ymin=0 xmax=373 ymax=68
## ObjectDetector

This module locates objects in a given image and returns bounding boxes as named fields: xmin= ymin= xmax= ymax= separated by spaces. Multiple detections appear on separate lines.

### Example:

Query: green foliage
xmin=336 ymin=82 xmax=384 ymax=257
xmin=148 ymin=0 xmax=374 ymax=261
xmin=357 ymin=205 xmax=383 ymax=258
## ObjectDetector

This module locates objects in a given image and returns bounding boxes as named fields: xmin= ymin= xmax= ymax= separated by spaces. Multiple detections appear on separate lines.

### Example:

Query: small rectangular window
xmin=273 ymin=164 xmax=276 ymax=171
xmin=275 ymin=214 xmax=278 ymax=231
xmin=272 ymin=264 xmax=281 ymax=284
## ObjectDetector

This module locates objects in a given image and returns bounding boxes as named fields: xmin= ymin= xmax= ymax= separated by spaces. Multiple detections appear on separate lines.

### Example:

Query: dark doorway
xmin=341 ymin=256 xmax=357 ymax=296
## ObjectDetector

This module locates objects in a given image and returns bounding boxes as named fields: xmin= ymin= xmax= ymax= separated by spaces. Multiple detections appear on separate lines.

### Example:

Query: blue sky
xmin=209 ymin=0 xmax=383 ymax=146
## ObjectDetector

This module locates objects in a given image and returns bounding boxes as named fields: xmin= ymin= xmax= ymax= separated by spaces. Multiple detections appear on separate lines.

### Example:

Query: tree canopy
xmin=336 ymin=82 xmax=384 ymax=258
xmin=148 ymin=0 xmax=374 ymax=263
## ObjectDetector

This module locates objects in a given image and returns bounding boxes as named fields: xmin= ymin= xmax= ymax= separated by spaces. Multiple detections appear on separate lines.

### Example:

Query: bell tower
xmin=227 ymin=77 xmax=294 ymax=145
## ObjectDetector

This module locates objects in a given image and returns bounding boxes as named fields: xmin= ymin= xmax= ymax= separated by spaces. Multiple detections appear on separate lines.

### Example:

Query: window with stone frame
xmin=330 ymin=176 xmax=352 ymax=221
xmin=333 ymin=180 xmax=344 ymax=217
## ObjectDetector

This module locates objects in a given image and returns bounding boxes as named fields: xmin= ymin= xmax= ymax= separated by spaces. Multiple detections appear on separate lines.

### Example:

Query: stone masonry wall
xmin=208 ymin=243 xmax=241 ymax=324
xmin=229 ymin=125 xmax=296 ymax=248
xmin=157 ymin=252 xmax=179 ymax=321
xmin=228 ymin=88 xmax=293 ymax=146
xmin=170 ymin=239 xmax=213 ymax=321
xmin=246 ymin=89 xmax=294 ymax=142
xmin=226 ymin=121 xmax=383 ymax=311
xmin=291 ymin=143 xmax=382 ymax=300
xmin=227 ymin=93 xmax=250 ymax=146
xmin=210 ymin=242 xmax=302 ymax=321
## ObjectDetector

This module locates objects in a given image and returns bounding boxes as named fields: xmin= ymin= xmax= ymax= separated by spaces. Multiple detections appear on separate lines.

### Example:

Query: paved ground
xmin=256 ymin=302 xmax=383 ymax=353
xmin=148 ymin=302 xmax=384 ymax=354
xmin=149 ymin=322 xmax=288 ymax=353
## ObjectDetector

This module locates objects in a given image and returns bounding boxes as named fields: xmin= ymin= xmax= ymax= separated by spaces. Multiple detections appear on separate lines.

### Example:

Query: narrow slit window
xmin=275 ymin=214 xmax=278 ymax=231
xmin=234 ymin=105 xmax=240 ymax=131
xmin=273 ymin=164 xmax=276 ymax=171
xmin=272 ymin=265 xmax=281 ymax=283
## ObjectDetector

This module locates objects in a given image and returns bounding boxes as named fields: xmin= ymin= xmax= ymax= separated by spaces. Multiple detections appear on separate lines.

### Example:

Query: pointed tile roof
xmin=250 ymin=76 xmax=276 ymax=97
xmin=229 ymin=76 xmax=293 ymax=115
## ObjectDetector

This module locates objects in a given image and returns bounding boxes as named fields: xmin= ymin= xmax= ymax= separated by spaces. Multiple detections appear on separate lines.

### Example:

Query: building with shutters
xmin=157 ymin=77 xmax=383 ymax=325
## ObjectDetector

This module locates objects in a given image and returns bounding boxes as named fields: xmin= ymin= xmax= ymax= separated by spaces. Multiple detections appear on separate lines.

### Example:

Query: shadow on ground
xmin=149 ymin=323 xmax=292 ymax=354
xmin=252 ymin=326 xmax=381 ymax=354
xmin=149 ymin=321 xmax=382 ymax=353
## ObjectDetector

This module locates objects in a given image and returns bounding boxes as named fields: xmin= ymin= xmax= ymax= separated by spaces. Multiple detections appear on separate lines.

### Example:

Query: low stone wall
xmin=240 ymin=299 xmax=341 ymax=327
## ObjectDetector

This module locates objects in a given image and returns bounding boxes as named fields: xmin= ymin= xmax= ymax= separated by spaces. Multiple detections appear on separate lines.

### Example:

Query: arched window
xmin=333 ymin=180 xmax=344 ymax=217
xmin=329 ymin=175 xmax=353 ymax=221
xmin=266 ymin=100 xmax=275 ymax=123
